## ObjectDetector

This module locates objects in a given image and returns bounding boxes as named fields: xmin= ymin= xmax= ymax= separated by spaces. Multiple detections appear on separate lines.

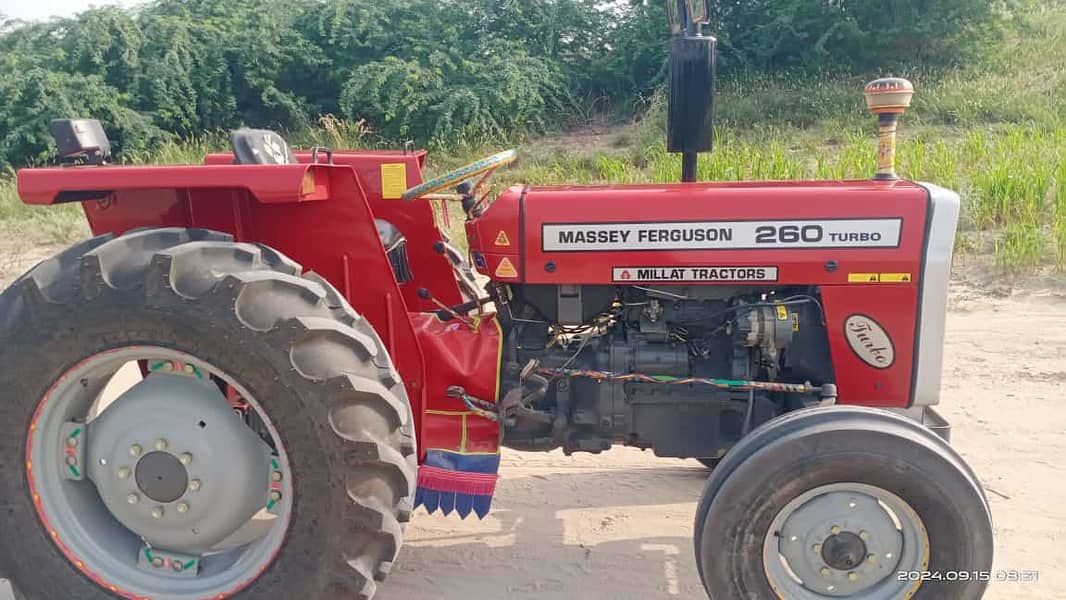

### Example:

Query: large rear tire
xmin=694 ymin=406 xmax=993 ymax=600
xmin=0 ymin=228 xmax=415 ymax=599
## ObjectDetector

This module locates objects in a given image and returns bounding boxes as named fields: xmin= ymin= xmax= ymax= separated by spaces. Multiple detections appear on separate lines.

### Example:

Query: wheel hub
xmin=763 ymin=482 xmax=929 ymax=599
xmin=135 ymin=451 xmax=188 ymax=503
xmin=821 ymin=531 xmax=867 ymax=571
xmin=85 ymin=372 xmax=274 ymax=554
xmin=27 ymin=346 xmax=293 ymax=599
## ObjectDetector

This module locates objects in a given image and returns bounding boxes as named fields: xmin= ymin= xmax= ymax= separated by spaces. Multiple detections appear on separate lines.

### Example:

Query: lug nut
xmin=271 ymin=471 xmax=283 ymax=482
xmin=127 ymin=493 xmax=140 ymax=505
xmin=830 ymin=526 xmax=841 ymax=535
xmin=151 ymin=557 xmax=164 ymax=568
xmin=859 ymin=530 xmax=870 ymax=541
xmin=867 ymin=554 xmax=877 ymax=564
xmin=151 ymin=506 xmax=164 ymax=519
xmin=155 ymin=439 xmax=168 ymax=451
xmin=118 ymin=466 xmax=131 ymax=479
xmin=848 ymin=501 xmax=857 ymax=508
xmin=183 ymin=364 xmax=195 ymax=375
xmin=162 ymin=362 xmax=174 ymax=372
xmin=269 ymin=490 xmax=283 ymax=502
xmin=179 ymin=453 xmax=193 ymax=465
xmin=176 ymin=502 xmax=190 ymax=514
xmin=188 ymin=479 xmax=202 ymax=492
xmin=129 ymin=444 xmax=142 ymax=457
xmin=812 ymin=544 xmax=822 ymax=553
xmin=820 ymin=567 xmax=830 ymax=577
xmin=65 ymin=436 xmax=78 ymax=447
xmin=172 ymin=561 xmax=184 ymax=572
xmin=65 ymin=456 xmax=78 ymax=466
xmin=848 ymin=572 xmax=858 ymax=582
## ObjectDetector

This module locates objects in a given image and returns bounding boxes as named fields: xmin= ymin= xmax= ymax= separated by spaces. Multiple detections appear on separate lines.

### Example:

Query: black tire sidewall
xmin=698 ymin=426 xmax=993 ymax=600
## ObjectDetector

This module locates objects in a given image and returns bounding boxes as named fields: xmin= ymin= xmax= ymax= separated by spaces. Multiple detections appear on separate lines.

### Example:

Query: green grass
xmin=2 ymin=6 xmax=1064 ymax=270
xmin=0 ymin=179 xmax=87 ymax=243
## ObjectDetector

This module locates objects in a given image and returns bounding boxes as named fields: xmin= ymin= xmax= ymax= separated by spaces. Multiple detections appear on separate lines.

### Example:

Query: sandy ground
xmin=0 ymin=245 xmax=1063 ymax=599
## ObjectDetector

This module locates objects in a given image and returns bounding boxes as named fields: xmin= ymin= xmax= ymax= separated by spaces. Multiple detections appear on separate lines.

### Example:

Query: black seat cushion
xmin=230 ymin=129 xmax=296 ymax=165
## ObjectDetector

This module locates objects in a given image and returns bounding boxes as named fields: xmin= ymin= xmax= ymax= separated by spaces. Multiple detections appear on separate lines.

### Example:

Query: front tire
xmin=694 ymin=406 xmax=993 ymax=599
xmin=0 ymin=228 xmax=415 ymax=599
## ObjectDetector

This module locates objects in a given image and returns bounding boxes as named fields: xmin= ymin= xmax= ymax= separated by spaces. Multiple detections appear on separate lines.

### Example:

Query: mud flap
xmin=410 ymin=314 xmax=503 ymax=519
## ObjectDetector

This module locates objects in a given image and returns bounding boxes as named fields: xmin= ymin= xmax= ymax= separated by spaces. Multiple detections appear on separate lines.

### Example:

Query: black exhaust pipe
xmin=666 ymin=1 xmax=716 ymax=183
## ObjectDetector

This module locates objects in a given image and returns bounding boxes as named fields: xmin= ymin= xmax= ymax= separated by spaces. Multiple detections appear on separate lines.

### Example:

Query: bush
xmin=712 ymin=0 xmax=1010 ymax=70
xmin=0 ymin=69 xmax=167 ymax=167
xmin=0 ymin=0 xmax=1021 ymax=168
xmin=607 ymin=0 xmax=1012 ymax=80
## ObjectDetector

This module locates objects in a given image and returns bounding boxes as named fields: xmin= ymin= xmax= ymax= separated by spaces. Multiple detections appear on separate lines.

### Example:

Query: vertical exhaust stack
xmin=864 ymin=78 xmax=914 ymax=181
xmin=666 ymin=0 xmax=717 ymax=183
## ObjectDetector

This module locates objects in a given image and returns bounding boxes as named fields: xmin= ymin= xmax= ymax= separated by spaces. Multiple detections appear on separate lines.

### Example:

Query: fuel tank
xmin=467 ymin=180 xmax=960 ymax=409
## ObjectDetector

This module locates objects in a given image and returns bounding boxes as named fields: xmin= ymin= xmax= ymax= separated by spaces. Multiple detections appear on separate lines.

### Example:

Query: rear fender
xmin=15 ymin=163 xmax=430 ymax=450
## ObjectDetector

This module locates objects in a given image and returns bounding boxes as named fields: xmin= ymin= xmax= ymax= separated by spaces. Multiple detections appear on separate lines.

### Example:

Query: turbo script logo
xmin=844 ymin=314 xmax=895 ymax=369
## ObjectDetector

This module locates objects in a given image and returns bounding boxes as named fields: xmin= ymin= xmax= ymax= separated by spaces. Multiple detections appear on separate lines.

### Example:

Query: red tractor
xmin=0 ymin=5 xmax=992 ymax=600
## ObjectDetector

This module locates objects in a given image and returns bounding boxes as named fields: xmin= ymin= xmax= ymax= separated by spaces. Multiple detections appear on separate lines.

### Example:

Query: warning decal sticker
xmin=494 ymin=230 xmax=511 ymax=246
xmin=879 ymin=272 xmax=912 ymax=283
xmin=495 ymin=257 xmax=518 ymax=278
xmin=543 ymin=219 xmax=902 ymax=252
xmin=848 ymin=272 xmax=913 ymax=283
xmin=380 ymin=163 xmax=408 ymax=199
xmin=612 ymin=266 xmax=778 ymax=283
xmin=848 ymin=273 xmax=881 ymax=283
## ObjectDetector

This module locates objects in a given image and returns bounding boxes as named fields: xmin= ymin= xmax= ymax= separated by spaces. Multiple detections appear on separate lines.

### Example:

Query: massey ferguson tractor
xmin=0 ymin=3 xmax=993 ymax=599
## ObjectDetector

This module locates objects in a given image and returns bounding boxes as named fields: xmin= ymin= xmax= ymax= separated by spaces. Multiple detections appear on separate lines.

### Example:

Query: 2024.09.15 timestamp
xmin=897 ymin=570 xmax=1039 ymax=583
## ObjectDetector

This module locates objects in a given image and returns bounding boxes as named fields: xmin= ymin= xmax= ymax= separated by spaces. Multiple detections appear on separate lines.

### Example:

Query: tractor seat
xmin=230 ymin=129 xmax=297 ymax=165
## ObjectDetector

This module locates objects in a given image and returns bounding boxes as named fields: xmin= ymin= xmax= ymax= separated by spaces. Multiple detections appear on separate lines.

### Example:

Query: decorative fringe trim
xmin=414 ymin=450 xmax=501 ymax=519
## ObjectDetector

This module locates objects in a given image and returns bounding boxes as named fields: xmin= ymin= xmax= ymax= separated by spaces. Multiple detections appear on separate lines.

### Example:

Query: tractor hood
xmin=467 ymin=179 xmax=959 ymax=409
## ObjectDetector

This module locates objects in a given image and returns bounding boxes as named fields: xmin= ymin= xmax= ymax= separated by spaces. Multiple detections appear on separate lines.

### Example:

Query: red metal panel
xmin=322 ymin=151 xmax=463 ymax=311
xmin=820 ymin=284 xmax=918 ymax=407
xmin=510 ymin=180 xmax=927 ymax=286
xmin=81 ymin=188 xmax=190 ymax=233
xmin=17 ymin=164 xmax=329 ymax=206
xmin=467 ymin=185 xmax=523 ymax=279
xmin=206 ymin=151 xmax=464 ymax=312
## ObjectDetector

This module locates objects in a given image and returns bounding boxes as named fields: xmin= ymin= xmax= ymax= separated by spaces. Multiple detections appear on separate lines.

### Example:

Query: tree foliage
xmin=0 ymin=0 xmax=1011 ymax=167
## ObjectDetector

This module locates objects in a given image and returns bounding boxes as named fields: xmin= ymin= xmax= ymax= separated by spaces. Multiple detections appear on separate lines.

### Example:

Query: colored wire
xmin=461 ymin=394 xmax=499 ymax=422
xmin=538 ymin=368 xmax=820 ymax=395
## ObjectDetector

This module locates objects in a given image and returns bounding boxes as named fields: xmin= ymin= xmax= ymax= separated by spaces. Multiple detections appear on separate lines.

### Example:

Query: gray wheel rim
xmin=762 ymin=482 xmax=928 ymax=599
xmin=27 ymin=346 xmax=293 ymax=600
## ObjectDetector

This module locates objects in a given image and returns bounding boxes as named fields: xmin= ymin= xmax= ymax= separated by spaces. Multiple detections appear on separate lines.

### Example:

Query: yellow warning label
xmin=848 ymin=273 xmax=880 ymax=283
xmin=791 ymin=313 xmax=800 ymax=332
xmin=879 ymin=272 xmax=912 ymax=283
xmin=495 ymin=257 xmax=518 ymax=278
xmin=776 ymin=305 xmax=789 ymax=320
xmin=494 ymin=230 xmax=511 ymax=246
xmin=380 ymin=163 xmax=407 ymax=199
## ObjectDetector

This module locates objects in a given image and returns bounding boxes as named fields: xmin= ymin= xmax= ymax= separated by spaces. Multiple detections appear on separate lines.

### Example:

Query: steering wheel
xmin=401 ymin=149 xmax=516 ymax=202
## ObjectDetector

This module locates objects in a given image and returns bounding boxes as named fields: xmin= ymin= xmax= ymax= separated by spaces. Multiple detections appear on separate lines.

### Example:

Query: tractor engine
xmin=496 ymin=283 xmax=834 ymax=459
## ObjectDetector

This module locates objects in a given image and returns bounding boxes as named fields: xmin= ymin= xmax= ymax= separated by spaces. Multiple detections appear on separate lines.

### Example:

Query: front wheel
xmin=0 ymin=228 xmax=415 ymax=599
xmin=694 ymin=406 xmax=993 ymax=599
